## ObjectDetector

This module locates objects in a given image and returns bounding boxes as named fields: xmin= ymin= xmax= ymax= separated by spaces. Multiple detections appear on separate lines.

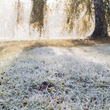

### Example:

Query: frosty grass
xmin=0 ymin=44 xmax=110 ymax=110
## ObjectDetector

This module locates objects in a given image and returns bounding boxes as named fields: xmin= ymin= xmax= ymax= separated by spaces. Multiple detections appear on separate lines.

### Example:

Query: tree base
xmin=88 ymin=33 xmax=109 ymax=40
xmin=87 ymin=35 xmax=110 ymax=43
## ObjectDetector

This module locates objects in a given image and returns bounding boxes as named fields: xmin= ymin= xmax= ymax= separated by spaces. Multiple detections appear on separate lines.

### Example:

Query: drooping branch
xmin=16 ymin=0 xmax=24 ymax=26
xmin=63 ymin=0 xmax=94 ymax=36
xmin=30 ymin=0 xmax=47 ymax=37
xmin=104 ymin=0 xmax=110 ymax=29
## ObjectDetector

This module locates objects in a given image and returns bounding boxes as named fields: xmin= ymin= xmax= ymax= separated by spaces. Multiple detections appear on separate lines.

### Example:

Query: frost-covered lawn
xmin=0 ymin=40 xmax=110 ymax=110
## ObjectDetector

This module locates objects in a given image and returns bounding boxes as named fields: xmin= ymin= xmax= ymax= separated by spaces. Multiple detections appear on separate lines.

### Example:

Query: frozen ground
xmin=0 ymin=43 xmax=110 ymax=110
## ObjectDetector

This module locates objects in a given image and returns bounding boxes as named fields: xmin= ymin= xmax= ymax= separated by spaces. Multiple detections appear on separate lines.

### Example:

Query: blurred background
xmin=0 ymin=0 xmax=109 ymax=40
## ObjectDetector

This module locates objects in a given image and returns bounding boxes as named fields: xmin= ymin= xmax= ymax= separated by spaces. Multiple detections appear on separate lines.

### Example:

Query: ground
xmin=0 ymin=39 xmax=110 ymax=110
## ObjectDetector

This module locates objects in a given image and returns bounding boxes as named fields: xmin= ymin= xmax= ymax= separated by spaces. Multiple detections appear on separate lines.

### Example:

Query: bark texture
xmin=91 ymin=0 xmax=109 ymax=39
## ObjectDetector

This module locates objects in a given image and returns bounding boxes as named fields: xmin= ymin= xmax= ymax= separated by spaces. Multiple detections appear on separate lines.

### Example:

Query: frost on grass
xmin=0 ymin=46 xmax=110 ymax=110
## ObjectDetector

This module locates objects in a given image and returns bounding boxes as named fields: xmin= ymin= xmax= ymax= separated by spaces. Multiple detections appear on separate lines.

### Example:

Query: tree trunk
xmin=91 ymin=0 xmax=109 ymax=39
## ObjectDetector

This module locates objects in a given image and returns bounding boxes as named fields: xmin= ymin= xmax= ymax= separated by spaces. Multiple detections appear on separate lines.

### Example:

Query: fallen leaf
xmin=23 ymin=102 xmax=27 ymax=107
xmin=62 ymin=83 xmax=65 ymax=85
xmin=50 ymin=88 xmax=53 ymax=92
xmin=107 ymin=70 xmax=109 ymax=72
xmin=78 ymin=81 xmax=80 ymax=83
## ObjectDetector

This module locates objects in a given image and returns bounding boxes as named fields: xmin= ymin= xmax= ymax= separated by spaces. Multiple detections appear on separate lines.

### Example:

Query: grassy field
xmin=0 ymin=39 xmax=110 ymax=110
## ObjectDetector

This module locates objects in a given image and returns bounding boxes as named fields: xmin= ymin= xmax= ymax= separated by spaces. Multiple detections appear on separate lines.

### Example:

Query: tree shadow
xmin=66 ymin=39 xmax=95 ymax=47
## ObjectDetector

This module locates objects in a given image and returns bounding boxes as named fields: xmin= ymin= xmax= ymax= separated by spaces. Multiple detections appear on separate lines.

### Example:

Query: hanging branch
xmin=30 ymin=0 xmax=47 ymax=37
xmin=104 ymin=0 xmax=110 ymax=29
xmin=16 ymin=0 xmax=24 ymax=27
xmin=63 ymin=0 xmax=94 ymax=36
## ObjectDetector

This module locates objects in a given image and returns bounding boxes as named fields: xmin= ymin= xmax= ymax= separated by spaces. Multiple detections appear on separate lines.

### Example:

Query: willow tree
xmin=30 ymin=0 xmax=47 ymax=37
xmin=64 ymin=0 xmax=110 ymax=39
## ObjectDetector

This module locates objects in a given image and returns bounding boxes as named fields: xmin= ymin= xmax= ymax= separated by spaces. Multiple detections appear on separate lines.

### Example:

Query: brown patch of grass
xmin=0 ymin=38 xmax=110 ymax=57
xmin=0 ymin=39 xmax=93 ymax=52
